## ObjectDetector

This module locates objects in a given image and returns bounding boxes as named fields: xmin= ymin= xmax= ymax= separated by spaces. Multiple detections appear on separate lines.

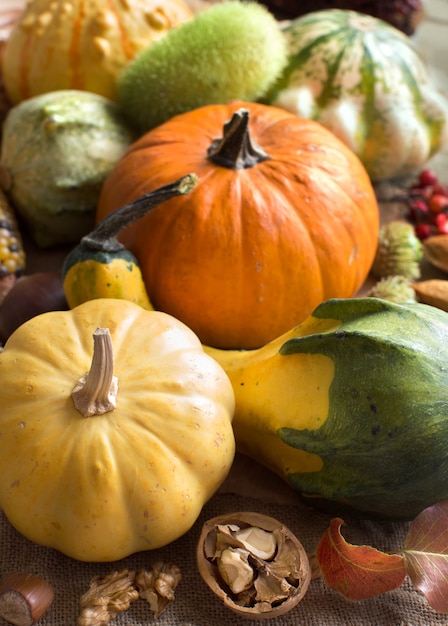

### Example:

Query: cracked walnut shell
xmin=196 ymin=512 xmax=311 ymax=619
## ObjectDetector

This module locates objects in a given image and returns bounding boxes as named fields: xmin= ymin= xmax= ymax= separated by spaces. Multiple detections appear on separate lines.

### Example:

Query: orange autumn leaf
xmin=316 ymin=518 xmax=406 ymax=600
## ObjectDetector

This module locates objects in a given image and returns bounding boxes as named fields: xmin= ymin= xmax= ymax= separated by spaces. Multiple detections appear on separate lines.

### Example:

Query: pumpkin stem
xmin=81 ymin=173 xmax=198 ymax=253
xmin=71 ymin=327 xmax=118 ymax=417
xmin=207 ymin=108 xmax=270 ymax=170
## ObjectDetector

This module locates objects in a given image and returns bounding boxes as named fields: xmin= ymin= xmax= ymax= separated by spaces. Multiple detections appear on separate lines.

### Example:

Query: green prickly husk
xmin=367 ymin=275 xmax=417 ymax=303
xmin=371 ymin=221 xmax=423 ymax=281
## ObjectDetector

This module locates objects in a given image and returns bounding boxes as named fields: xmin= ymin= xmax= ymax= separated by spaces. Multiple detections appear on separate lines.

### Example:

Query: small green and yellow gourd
xmin=62 ymin=174 xmax=197 ymax=309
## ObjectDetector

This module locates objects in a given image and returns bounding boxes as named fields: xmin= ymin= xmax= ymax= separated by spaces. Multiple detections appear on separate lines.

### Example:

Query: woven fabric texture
xmin=0 ymin=454 xmax=444 ymax=626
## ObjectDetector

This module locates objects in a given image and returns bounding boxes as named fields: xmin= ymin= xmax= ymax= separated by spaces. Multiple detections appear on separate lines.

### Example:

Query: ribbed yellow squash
xmin=0 ymin=298 xmax=235 ymax=561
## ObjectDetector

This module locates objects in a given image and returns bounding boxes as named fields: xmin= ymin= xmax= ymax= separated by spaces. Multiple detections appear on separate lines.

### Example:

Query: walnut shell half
xmin=196 ymin=511 xmax=311 ymax=619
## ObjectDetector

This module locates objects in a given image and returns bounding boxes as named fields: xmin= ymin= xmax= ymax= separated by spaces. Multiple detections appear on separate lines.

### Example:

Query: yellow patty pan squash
xmin=0 ymin=298 xmax=235 ymax=562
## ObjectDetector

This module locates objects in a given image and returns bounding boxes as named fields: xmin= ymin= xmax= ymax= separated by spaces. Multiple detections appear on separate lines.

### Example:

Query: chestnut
xmin=0 ymin=272 xmax=68 ymax=344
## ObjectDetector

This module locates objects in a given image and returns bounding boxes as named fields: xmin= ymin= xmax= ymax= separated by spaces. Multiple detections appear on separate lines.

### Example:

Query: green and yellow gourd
xmin=62 ymin=174 xmax=197 ymax=309
xmin=206 ymin=297 xmax=448 ymax=520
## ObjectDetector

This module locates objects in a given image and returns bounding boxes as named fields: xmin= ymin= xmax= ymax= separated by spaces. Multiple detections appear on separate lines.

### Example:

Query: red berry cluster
xmin=407 ymin=169 xmax=448 ymax=240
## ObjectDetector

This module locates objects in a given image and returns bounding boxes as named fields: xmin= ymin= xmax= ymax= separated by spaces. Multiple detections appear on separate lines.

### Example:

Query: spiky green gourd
xmin=206 ymin=297 xmax=448 ymax=520
xmin=118 ymin=0 xmax=287 ymax=132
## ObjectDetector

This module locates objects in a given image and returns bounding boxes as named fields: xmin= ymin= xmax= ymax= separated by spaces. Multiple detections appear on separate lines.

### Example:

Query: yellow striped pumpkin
xmin=1 ymin=0 xmax=193 ymax=104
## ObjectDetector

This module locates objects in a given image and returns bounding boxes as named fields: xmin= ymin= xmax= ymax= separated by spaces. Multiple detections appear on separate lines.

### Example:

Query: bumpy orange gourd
xmin=2 ymin=0 xmax=193 ymax=104
xmin=97 ymin=101 xmax=380 ymax=349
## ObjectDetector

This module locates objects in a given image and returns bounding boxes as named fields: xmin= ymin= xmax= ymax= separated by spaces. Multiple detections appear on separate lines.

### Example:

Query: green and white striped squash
xmin=264 ymin=9 xmax=448 ymax=181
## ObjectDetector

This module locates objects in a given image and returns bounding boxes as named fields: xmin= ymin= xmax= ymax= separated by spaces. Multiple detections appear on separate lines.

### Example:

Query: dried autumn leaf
xmin=403 ymin=500 xmax=448 ymax=613
xmin=316 ymin=518 xmax=406 ymax=600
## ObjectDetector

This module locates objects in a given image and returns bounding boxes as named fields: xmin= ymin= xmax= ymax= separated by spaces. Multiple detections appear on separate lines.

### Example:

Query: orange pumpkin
xmin=96 ymin=101 xmax=379 ymax=349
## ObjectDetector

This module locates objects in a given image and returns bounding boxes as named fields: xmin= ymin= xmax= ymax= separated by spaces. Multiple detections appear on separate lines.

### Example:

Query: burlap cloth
xmin=1 ymin=453 xmax=445 ymax=626
xmin=1 ymin=3 xmax=448 ymax=625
